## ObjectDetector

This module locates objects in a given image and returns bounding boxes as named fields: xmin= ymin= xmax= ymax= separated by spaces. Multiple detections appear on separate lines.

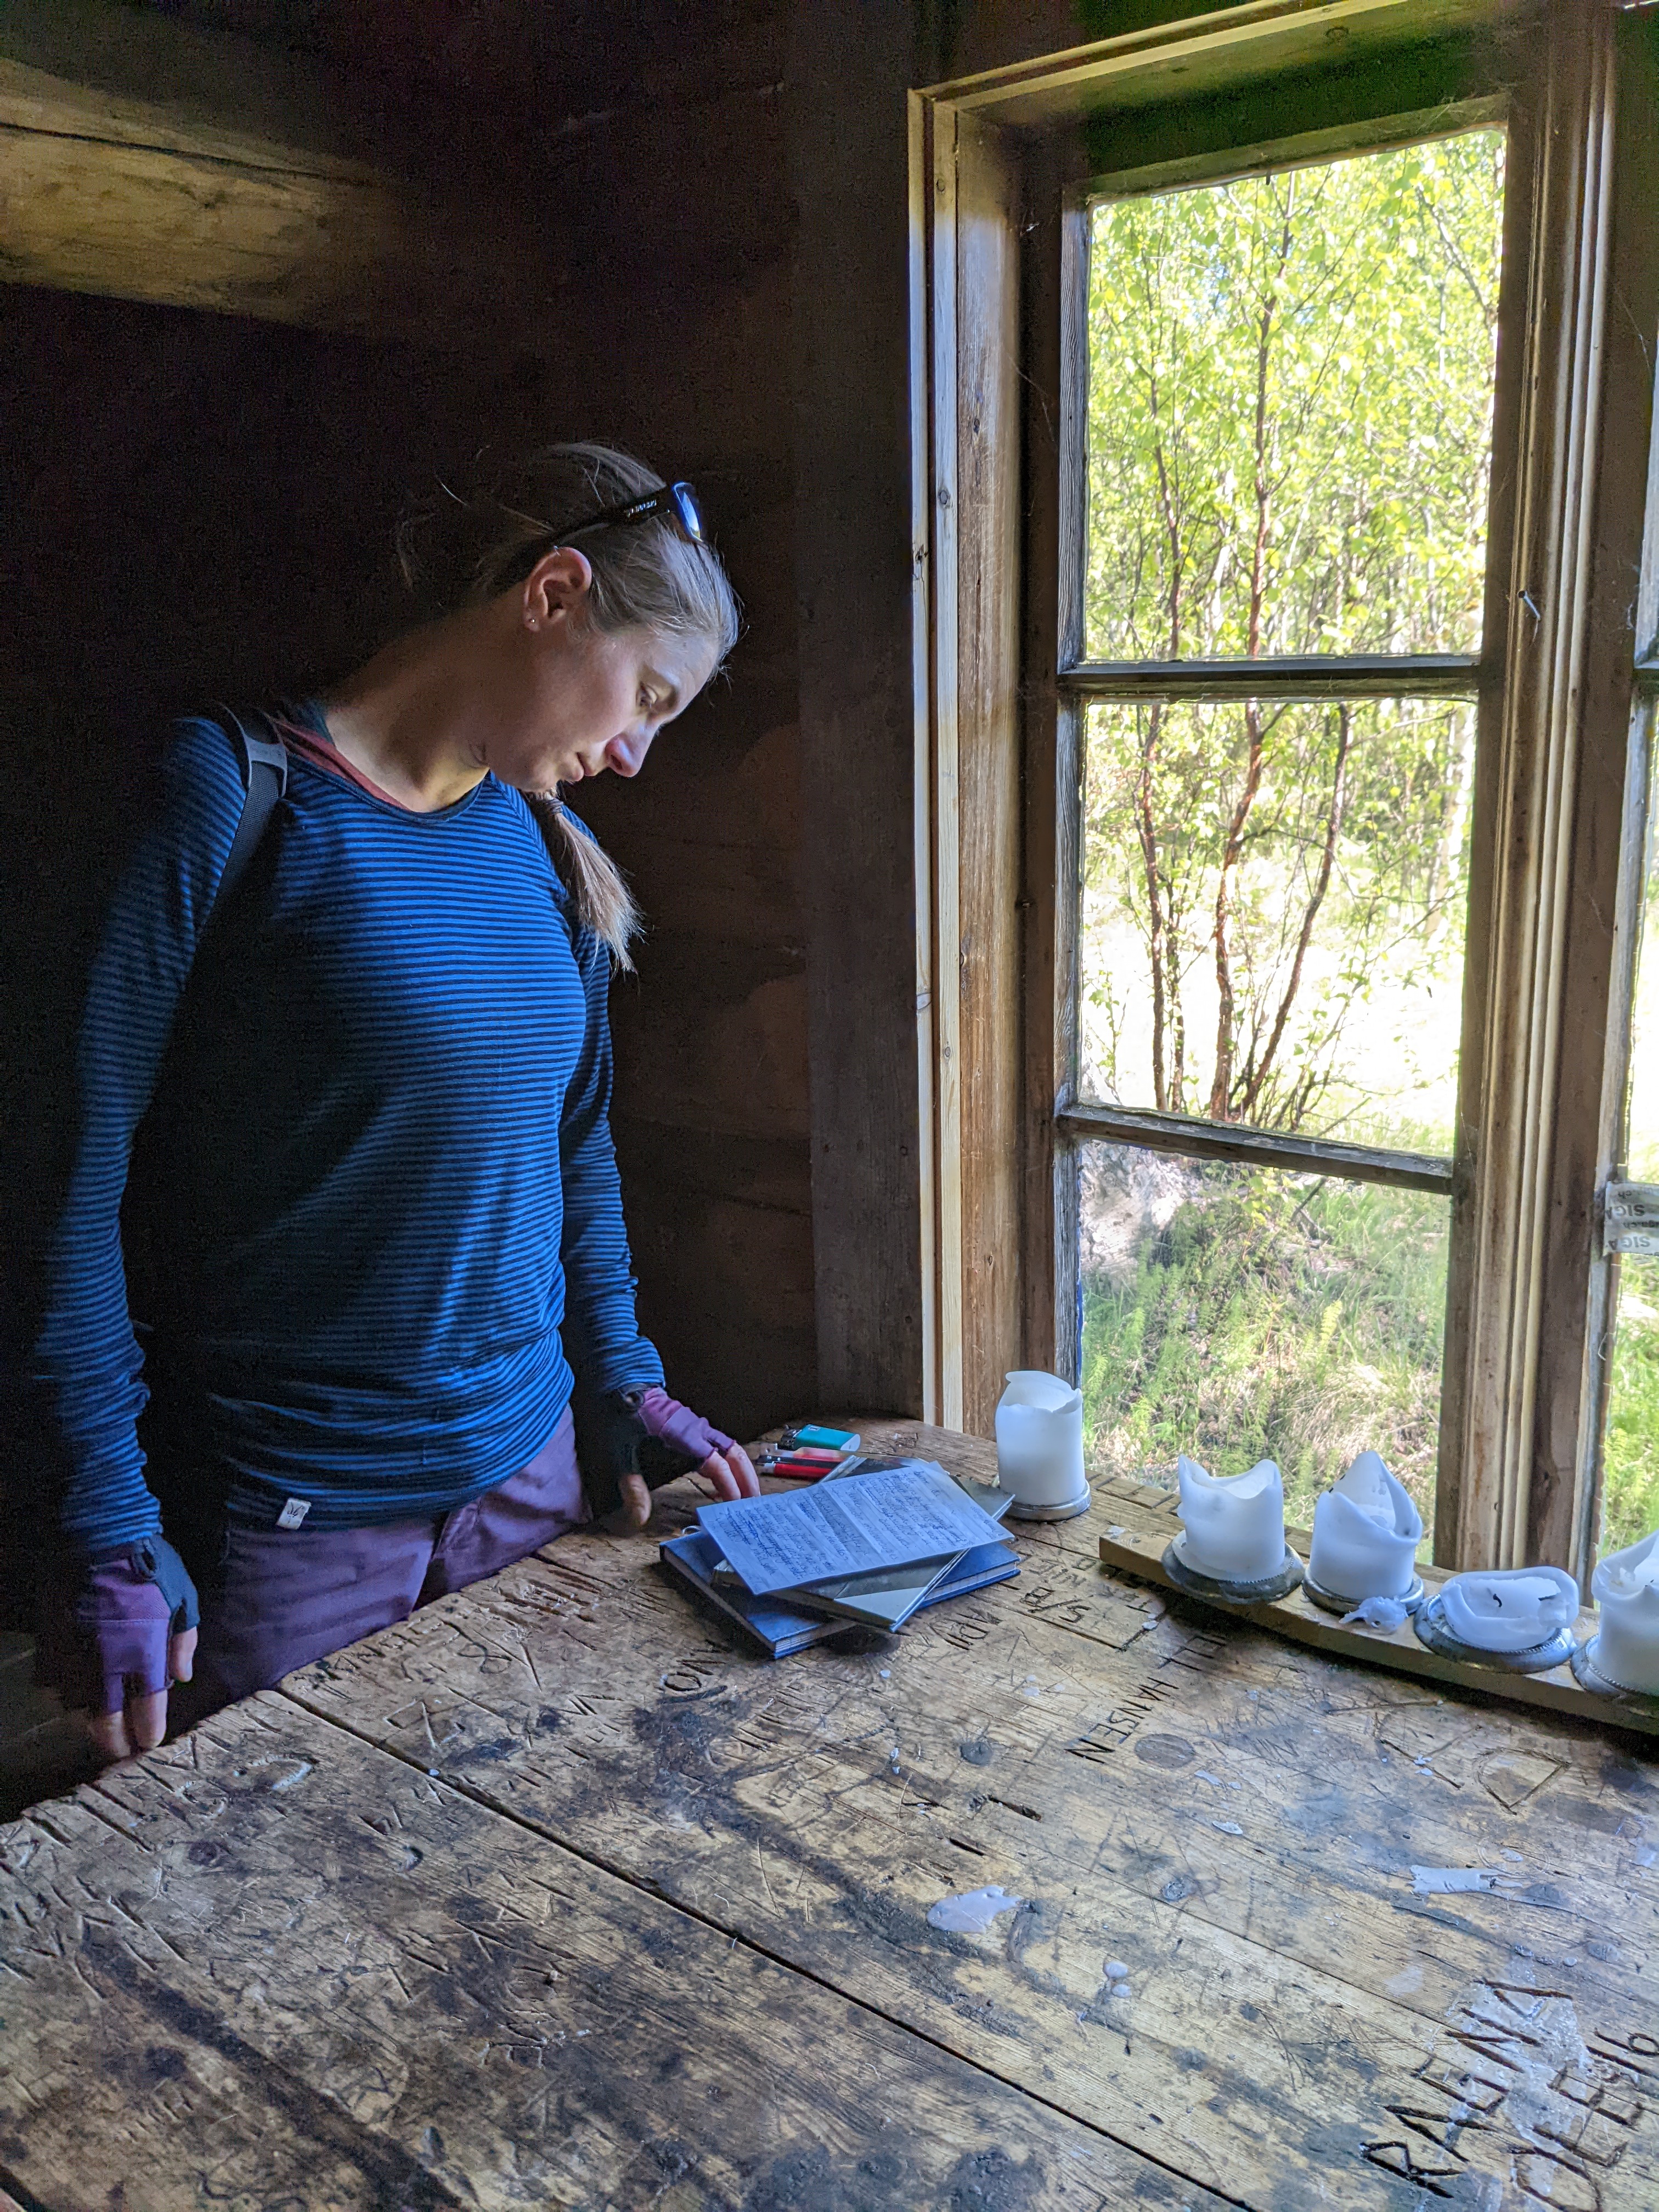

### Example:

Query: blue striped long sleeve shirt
xmin=28 ymin=707 xmax=662 ymax=1554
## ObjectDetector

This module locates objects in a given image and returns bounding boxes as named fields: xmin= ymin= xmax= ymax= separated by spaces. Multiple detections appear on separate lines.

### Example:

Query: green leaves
xmin=1079 ymin=1152 xmax=1448 ymax=1531
xmin=1078 ymin=128 xmax=1501 ymax=1144
xmin=1084 ymin=130 xmax=1504 ymax=663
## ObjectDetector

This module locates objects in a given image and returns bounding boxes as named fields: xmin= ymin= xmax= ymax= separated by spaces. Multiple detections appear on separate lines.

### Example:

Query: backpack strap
xmin=204 ymin=707 xmax=288 ymax=935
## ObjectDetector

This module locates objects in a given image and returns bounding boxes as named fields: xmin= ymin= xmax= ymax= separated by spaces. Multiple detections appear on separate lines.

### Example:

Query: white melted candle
xmin=995 ymin=1370 xmax=1086 ymax=1508
xmin=1591 ymin=1528 xmax=1659 ymax=1694
xmin=1176 ymin=1454 xmax=1285 ymax=1582
xmin=1307 ymin=1450 xmax=1423 ymax=1601
xmin=1438 ymin=1565 xmax=1579 ymax=1654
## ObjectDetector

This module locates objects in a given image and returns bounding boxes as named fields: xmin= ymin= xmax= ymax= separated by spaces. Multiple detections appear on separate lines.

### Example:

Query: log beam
xmin=0 ymin=17 xmax=560 ymax=343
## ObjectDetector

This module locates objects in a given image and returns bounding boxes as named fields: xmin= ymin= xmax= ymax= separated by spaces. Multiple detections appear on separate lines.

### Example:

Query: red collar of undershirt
xmin=267 ymin=709 xmax=414 ymax=813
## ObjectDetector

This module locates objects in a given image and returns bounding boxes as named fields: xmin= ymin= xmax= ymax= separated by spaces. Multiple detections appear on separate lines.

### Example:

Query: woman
xmin=29 ymin=443 xmax=760 ymax=1765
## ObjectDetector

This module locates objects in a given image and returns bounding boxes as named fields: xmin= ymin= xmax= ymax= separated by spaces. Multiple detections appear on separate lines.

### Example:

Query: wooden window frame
xmin=911 ymin=0 xmax=1659 ymax=1572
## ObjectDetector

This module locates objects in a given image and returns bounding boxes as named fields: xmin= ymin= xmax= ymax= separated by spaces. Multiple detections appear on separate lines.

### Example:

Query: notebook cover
xmin=658 ymin=1532 xmax=854 ymax=1658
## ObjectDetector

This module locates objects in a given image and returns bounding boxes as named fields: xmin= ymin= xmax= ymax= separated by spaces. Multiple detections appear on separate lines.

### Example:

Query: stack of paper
xmin=659 ymin=1457 xmax=1019 ymax=1657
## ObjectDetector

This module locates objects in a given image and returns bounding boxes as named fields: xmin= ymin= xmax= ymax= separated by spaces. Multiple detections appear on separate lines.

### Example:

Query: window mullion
xmin=1056 ymin=1103 xmax=1453 ymax=1195
xmin=1059 ymin=655 xmax=1484 ymax=702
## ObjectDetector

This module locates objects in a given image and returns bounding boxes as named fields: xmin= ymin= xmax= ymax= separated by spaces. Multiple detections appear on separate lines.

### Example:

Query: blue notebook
xmin=660 ymin=1531 xmax=1019 ymax=1658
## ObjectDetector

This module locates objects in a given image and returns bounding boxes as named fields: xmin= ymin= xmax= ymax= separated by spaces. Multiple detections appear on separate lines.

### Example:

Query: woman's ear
xmin=523 ymin=545 xmax=594 ymax=631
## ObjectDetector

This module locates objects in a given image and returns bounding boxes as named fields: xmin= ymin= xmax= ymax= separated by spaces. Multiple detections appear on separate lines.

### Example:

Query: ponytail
xmin=527 ymin=793 xmax=642 ymax=971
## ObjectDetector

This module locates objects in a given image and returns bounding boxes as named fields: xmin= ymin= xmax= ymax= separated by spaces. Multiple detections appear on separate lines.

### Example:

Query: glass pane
xmin=1086 ymin=129 xmax=1505 ymax=662
xmin=1080 ymin=696 xmax=1471 ymax=1150
xmin=1601 ymin=822 xmax=1659 ymax=1555
xmin=1079 ymin=1141 xmax=1447 ymax=1547
xmin=1604 ymin=1257 xmax=1659 ymax=1558
xmin=1626 ymin=847 xmax=1659 ymax=1184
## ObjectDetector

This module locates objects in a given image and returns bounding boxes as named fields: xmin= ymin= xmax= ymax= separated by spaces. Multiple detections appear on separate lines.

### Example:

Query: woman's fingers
xmin=619 ymin=1470 xmax=653 ymax=1528
xmin=128 ymin=1688 xmax=170 ymax=1752
xmin=725 ymin=1442 xmax=761 ymax=1497
xmin=614 ymin=1446 xmax=761 ymax=1525
xmin=698 ymin=1452 xmax=743 ymax=1501
xmin=81 ymin=1640 xmax=195 ymax=1766
xmin=86 ymin=1707 xmax=132 ymax=1762
xmin=698 ymin=1446 xmax=761 ymax=1502
xmin=170 ymin=1625 xmax=198 ymax=1684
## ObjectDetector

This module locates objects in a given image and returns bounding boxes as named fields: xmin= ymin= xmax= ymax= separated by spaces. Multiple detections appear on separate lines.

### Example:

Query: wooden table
xmin=3 ymin=1420 xmax=1658 ymax=2211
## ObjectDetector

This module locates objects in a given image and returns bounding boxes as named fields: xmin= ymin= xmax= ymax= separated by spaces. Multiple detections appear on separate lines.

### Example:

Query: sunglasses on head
xmin=562 ymin=480 xmax=705 ymax=545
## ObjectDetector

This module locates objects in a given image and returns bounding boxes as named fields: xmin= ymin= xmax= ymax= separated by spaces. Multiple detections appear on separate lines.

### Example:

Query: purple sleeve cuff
xmin=637 ymin=1386 xmax=735 ymax=1463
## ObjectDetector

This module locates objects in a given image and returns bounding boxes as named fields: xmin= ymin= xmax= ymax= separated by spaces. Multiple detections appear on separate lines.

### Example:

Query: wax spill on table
xmin=1412 ymin=1866 xmax=1509 ymax=1895
xmin=1338 ymin=1596 xmax=1410 ymax=1630
xmin=1212 ymin=1820 xmax=1245 ymax=1836
xmin=927 ymin=1884 xmax=1025 ymax=1933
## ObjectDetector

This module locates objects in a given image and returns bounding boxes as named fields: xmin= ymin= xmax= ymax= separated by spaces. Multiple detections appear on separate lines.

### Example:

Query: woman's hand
xmin=85 ymin=1622 xmax=198 ymax=1762
xmin=619 ymin=1439 xmax=760 ymax=1530
xmin=36 ymin=1535 xmax=201 ymax=1765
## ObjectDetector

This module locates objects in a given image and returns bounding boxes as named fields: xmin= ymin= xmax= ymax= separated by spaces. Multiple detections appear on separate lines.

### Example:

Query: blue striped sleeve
xmin=556 ymin=875 xmax=665 ymax=1403
xmin=29 ymin=717 xmax=247 ymax=1553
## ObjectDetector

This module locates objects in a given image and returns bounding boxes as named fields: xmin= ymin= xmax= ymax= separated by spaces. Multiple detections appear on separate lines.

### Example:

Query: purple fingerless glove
xmin=636 ymin=1386 xmax=735 ymax=1465
xmin=571 ymin=1381 xmax=737 ymax=1518
xmin=35 ymin=1535 xmax=200 ymax=1716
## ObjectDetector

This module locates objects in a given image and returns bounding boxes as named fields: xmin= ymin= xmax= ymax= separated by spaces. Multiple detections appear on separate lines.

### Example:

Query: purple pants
xmin=168 ymin=1409 xmax=587 ymax=1734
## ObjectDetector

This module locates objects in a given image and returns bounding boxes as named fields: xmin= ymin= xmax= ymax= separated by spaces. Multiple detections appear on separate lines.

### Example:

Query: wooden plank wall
xmin=513 ymin=35 xmax=812 ymax=1438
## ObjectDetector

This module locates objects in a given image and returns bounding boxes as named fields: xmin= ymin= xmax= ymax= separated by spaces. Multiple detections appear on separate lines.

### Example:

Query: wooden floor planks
xmin=1 ymin=1418 xmax=1657 ymax=2209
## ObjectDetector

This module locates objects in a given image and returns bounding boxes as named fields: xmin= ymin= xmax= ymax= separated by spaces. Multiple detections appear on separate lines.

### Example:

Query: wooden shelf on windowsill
xmin=1095 ymin=1487 xmax=1656 ymax=1737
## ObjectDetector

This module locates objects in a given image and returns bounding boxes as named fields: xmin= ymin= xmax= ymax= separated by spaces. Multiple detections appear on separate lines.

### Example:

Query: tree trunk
xmin=1239 ymin=700 xmax=1355 ymax=1121
xmin=1211 ymin=182 xmax=1293 ymax=1121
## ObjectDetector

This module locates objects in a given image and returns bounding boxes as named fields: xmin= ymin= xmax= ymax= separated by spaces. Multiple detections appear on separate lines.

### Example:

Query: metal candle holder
xmin=1002 ymin=1485 xmax=1092 ymax=1523
xmin=1570 ymin=1638 xmax=1659 ymax=1716
xmin=1300 ymin=1570 xmax=1426 ymax=1617
xmin=1161 ymin=1538 xmax=1304 ymax=1607
xmin=1412 ymin=1592 xmax=1577 ymax=1673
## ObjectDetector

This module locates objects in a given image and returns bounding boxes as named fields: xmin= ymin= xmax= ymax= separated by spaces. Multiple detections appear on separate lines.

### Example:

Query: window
xmin=914 ymin=2 xmax=1659 ymax=1573
xmin=1068 ymin=128 xmax=1503 ymax=1547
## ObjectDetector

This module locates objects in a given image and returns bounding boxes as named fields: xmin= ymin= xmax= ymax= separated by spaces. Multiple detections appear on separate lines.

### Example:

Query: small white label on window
xmin=276 ymin=1498 xmax=311 ymax=1531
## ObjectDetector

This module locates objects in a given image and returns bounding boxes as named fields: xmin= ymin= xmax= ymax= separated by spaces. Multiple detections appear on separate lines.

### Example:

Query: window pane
xmin=1080 ymin=696 xmax=1471 ymax=1150
xmin=1604 ymin=1257 xmax=1659 ymax=1558
xmin=1086 ymin=129 xmax=1505 ymax=662
xmin=1601 ymin=823 xmax=1659 ymax=1555
xmin=1079 ymin=1141 xmax=1447 ymax=1545
xmin=1626 ymin=842 xmax=1659 ymax=1184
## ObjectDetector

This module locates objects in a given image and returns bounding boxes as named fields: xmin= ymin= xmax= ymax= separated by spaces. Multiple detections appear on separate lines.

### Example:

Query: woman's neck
xmin=318 ymin=612 xmax=504 ymax=814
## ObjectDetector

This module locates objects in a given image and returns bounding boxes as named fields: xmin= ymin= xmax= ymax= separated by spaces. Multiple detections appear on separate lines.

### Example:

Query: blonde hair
xmin=397 ymin=443 xmax=742 ymax=968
